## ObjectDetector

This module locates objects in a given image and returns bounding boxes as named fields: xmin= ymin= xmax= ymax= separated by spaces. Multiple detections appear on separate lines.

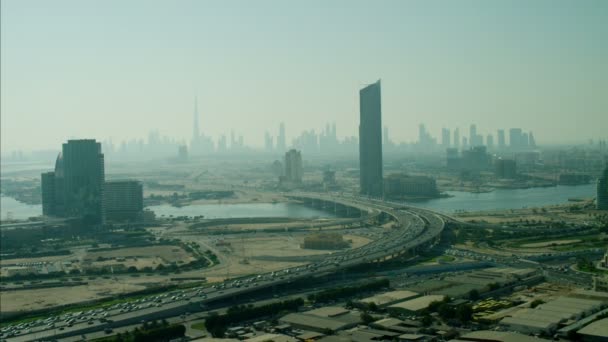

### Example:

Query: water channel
xmin=0 ymin=183 xmax=596 ymax=220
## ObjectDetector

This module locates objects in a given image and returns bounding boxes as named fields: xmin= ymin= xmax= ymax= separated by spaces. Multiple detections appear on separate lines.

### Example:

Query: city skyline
xmin=2 ymin=0 xmax=608 ymax=153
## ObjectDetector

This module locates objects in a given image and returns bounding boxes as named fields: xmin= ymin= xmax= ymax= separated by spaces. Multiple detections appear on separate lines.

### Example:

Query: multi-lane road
xmin=2 ymin=194 xmax=445 ymax=342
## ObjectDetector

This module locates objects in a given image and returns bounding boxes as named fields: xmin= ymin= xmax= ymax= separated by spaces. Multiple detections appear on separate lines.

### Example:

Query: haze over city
xmin=2 ymin=0 xmax=607 ymax=154
xmin=2 ymin=2 xmax=608 ymax=342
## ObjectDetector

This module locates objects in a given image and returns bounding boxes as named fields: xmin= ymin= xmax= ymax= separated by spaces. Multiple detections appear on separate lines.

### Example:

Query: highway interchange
xmin=3 ymin=194 xmax=446 ymax=341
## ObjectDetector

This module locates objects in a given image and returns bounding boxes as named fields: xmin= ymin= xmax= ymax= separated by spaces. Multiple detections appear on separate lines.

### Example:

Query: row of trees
xmin=416 ymin=297 xmax=473 ymax=328
xmin=307 ymin=278 xmax=390 ymax=303
xmin=96 ymin=322 xmax=185 ymax=342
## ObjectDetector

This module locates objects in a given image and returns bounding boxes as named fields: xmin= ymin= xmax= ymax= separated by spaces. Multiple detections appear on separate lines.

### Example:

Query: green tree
xmin=361 ymin=312 xmax=375 ymax=324
xmin=530 ymin=299 xmax=545 ymax=308
xmin=421 ymin=314 xmax=433 ymax=327
xmin=456 ymin=304 xmax=473 ymax=323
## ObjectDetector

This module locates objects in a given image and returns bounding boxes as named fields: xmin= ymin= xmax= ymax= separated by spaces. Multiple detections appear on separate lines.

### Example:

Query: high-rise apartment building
xmin=284 ymin=149 xmax=303 ymax=183
xmin=453 ymin=128 xmax=460 ymax=149
xmin=41 ymin=172 xmax=56 ymax=216
xmin=359 ymin=80 xmax=383 ymax=197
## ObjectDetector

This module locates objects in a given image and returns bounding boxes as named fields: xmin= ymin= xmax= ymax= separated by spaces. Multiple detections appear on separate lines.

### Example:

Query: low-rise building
xmin=499 ymin=296 xmax=604 ymax=335
xmin=360 ymin=290 xmax=419 ymax=308
xmin=388 ymin=295 xmax=446 ymax=314
xmin=495 ymin=159 xmax=517 ymax=179
xmin=576 ymin=317 xmax=608 ymax=342
xmin=103 ymin=180 xmax=144 ymax=222
xmin=244 ymin=333 xmax=296 ymax=342
xmin=279 ymin=307 xmax=361 ymax=333
xmin=457 ymin=330 xmax=550 ymax=342
xmin=593 ymin=276 xmax=608 ymax=293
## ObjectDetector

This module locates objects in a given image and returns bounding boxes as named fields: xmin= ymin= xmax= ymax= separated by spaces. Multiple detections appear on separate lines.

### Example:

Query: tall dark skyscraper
xmin=359 ymin=80 xmax=383 ymax=197
xmin=598 ymin=165 xmax=608 ymax=210
xmin=62 ymin=140 xmax=105 ymax=223
xmin=41 ymin=139 xmax=105 ymax=224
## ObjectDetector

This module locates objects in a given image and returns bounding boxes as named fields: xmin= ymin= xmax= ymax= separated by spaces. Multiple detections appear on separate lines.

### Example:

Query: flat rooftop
xmin=389 ymin=295 xmax=445 ymax=312
xmin=577 ymin=317 xmax=608 ymax=339
xmin=458 ymin=330 xmax=550 ymax=342
xmin=306 ymin=306 xmax=350 ymax=317
xmin=359 ymin=290 xmax=419 ymax=306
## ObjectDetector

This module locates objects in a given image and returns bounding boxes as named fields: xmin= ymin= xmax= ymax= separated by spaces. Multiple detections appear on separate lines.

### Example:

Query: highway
xmin=2 ymin=194 xmax=445 ymax=342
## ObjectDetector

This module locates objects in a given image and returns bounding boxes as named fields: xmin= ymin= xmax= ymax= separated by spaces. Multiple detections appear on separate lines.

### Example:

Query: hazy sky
xmin=1 ymin=0 xmax=607 ymax=152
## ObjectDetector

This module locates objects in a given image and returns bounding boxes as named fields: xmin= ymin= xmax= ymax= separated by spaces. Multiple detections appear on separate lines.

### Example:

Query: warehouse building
xmin=499 ymin=296 xmax=604 ymax=335
xmin=576 ymin=317 xmax=608 ymax=342
xmin=388 ymin=295 xmax=446 ymax=314
xmin=359 ymin=290 xmax=419 ymax=308
xmin=279 ymin=307 xmax=361 ymax=333
xmin=456 ymin=330 xmax=550 ymax=342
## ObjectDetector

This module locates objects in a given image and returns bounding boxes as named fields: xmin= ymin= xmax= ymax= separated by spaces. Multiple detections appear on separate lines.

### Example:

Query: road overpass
xmin=5 ymin=194 xmax=445 ymax=342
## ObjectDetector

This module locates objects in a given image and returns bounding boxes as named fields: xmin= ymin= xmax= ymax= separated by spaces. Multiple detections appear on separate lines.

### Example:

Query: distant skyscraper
xmin=509 ymin=128 xmax=523 ymax=149
xmin=469 ymin=124 xmax=477 ymax=144
xmin=529 ymin=132 xmax=536 ymax=148
xmin=441 ymin=128 xmax=451 ymax=148
xmin=41 ymin=139 xmax=105 ymax=224
xmin=218 ymin=135 xmax=227 ymax=153
xmin=419 ymin=124 xmax=426 ymax=144
xmin=469 ymin=124 xmax=483 ymax=147
xmin=284 ymin=149 xmax=303 ymax=183
xmin=178 ymin=145 xmax=188 ymax=162
xmin=264 ymin=131 xmax=274 ymax=152
xmin=486 ymin=134 xmax=494 ymax=149
xmin=277 ymin=122 xmax=286 ymax=152
xmin=192 ymin=97 xmax=200 ymax=144
xmin=453 ymin=128 xmax=460 ymax=149
xmin=190 ymin=98 xmax=214 ymax=154
xmin=383 ymin=126 xmax=389 ymax=146
xmin=497 ymin=129 xmax=506 ymax=149
xmin=359 ymin=80 xmax=383 ymax=197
